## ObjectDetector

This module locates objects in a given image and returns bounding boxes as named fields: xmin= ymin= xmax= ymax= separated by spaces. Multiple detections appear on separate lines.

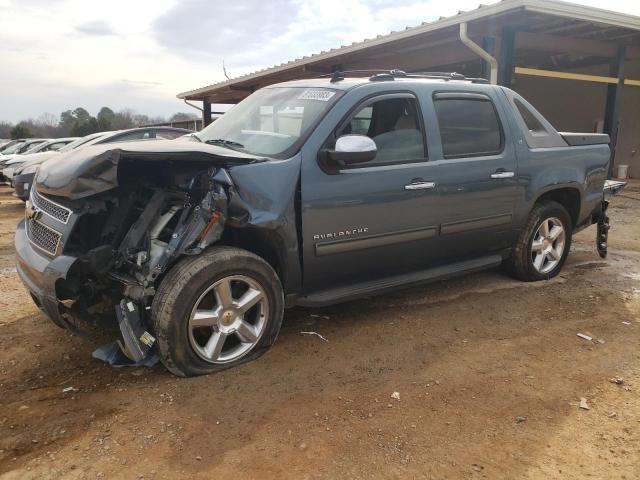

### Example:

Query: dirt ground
xmin=0 ymin=183 xmax=639 ymax=480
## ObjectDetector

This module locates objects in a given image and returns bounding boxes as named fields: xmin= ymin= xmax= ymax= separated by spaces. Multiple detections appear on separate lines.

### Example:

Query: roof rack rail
xmin=323 ymin=69 xmax=489 ymax=84
xmin=368 ymin=70 xmax=489 ymax=83
xmin=325 ymin=69 xmax=390 ymax=82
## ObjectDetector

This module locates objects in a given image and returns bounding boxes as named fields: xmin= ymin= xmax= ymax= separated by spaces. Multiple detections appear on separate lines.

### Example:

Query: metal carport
xmin=177 ymin=0 xmax=640 ymax=177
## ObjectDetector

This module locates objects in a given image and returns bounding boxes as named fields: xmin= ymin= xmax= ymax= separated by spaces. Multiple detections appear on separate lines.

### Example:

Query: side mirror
xmin=327 ymin=135 xmax=377 ymax=165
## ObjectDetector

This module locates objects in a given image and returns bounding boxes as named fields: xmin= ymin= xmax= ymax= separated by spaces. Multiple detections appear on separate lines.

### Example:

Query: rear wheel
xmin=151 ymin=246 xmax=284 ymax=377
xmin=506 ymin=201 xmax=572 ymax=281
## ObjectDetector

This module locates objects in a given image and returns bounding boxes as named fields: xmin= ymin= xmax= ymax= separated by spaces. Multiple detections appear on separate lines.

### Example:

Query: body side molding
xmin=315 ymin=226 xmax=438 ymax=256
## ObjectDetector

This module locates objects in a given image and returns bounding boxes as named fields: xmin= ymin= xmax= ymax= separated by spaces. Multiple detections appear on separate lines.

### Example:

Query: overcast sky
xmin=0 ymin=0 xmax=638 ymax=123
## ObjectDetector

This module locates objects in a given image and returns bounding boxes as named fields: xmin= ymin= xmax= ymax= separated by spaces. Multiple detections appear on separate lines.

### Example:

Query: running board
xmin=297 ymin=254 xmax=503 ymax=307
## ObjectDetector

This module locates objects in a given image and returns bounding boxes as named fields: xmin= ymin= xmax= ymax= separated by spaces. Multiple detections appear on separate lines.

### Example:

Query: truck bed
xmin=560 ymin=132 xmax=610 ymax=146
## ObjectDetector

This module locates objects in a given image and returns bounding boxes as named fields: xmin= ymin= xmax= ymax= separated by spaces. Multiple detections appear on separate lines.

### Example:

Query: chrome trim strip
xmin=440 ymin=213 xmax=512 ymax=235
xmin=315 ymin=226 xmax=437 ymax=256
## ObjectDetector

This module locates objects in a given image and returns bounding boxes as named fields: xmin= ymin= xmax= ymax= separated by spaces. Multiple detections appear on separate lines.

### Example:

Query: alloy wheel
xmin=531 ymin=217 xmax=566 ymax=274
xmin=188 ymin=275 xmax=269 ymax=364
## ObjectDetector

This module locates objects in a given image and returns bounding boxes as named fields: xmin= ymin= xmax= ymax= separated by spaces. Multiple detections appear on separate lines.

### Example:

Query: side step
xmin=297 ymin=254 xmax=503 ymax=307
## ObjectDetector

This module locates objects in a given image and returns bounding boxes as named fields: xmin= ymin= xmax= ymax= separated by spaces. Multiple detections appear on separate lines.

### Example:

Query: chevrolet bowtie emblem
xmin=25 ymin=201 xmax=42 ymax=221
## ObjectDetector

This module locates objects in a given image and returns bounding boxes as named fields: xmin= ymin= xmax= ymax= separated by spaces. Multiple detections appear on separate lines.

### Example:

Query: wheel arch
xmin=533 ymin=187 xmax=581 ymax=228
xmin=220 ymin=227 xmax=290 ymax=292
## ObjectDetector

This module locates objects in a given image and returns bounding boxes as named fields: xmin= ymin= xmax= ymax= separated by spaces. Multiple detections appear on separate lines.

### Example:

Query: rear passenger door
xmin=427 ymin=90 xmax=519 ymax=260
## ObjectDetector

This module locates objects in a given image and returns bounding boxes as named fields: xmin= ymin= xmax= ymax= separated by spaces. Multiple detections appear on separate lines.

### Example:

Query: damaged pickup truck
xmin=15 ymin=71 xmax=625 ymax=376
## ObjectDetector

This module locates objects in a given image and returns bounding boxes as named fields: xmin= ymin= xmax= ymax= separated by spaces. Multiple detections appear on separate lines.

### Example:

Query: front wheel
xmin=151 ymin=247 xmax=284 ymax=377
xmin=506 ymin=201 xmax=573 ymax=281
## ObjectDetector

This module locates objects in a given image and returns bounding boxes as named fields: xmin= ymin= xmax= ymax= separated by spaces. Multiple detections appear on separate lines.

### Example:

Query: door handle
xmin=404 ymin=181 xmax=436 ymax=191
xmin=490 ymin=170 xmax=515 ymax=179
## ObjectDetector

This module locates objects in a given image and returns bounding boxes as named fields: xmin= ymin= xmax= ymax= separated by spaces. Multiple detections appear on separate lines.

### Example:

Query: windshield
xmin=26 ymin=142 xmax=48 ymax=153
xmin=19 ymin=141 xmax=44 ymax=154
xmin=2 ymin=141 xmax=26 ymax=155
xmin=196 ymin=86 xmax=342 ymax=158
xmin=0 ymin=141 xmax=19 ymax=153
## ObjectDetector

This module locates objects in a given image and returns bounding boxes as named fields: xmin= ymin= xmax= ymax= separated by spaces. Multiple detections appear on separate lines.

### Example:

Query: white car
xmin=0 ymin=138 xmax=48 ymax=162
xmin=2 ymin=137 xmax=77 ymax=184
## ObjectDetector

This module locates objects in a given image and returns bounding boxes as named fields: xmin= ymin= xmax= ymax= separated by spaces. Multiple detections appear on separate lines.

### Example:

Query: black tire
xmin=505 ymin=201 xmax=573 ymax=281
xmin=151 ymin=246 xmax=284 ymax=377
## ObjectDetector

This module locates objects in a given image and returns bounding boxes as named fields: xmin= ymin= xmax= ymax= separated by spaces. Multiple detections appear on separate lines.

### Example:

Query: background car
xmin=10 ymin=132 xmax=113 ymax=198
xmin=12 ymin=126 xmax=192 ymax=200
xmin=0 ymin=138 xmax=47 ymax=161
xmin=2 ymin=137 xmax=78 ymax=185
xmin=0 ymin=139 xmax=49 ymax=180
xmin=0 ymin=139 xmax=28 ymax=154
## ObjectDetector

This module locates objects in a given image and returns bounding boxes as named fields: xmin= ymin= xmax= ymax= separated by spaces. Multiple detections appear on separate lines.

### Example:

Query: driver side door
xmin=300 ymin=91 xmax=442 ymax=294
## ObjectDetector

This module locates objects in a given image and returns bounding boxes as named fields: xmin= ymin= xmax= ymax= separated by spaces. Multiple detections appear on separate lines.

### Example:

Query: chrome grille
xmin=32 ymin=190 xmax=71 ymax=224
xmin=27 ymin=219 xmax=62 ymax=255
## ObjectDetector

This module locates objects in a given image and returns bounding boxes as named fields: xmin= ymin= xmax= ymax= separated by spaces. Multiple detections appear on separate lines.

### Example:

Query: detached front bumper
xmin=15 ymin=219 xmax=79 ymax=329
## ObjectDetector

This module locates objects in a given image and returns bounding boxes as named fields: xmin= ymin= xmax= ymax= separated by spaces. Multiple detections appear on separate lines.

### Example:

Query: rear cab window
xmin=503 ymin=90 xmax=567 ymax=148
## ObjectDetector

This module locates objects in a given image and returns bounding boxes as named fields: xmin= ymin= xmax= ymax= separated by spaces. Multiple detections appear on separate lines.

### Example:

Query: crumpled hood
xmin=35 ymin=139 xmax=266 ymax=199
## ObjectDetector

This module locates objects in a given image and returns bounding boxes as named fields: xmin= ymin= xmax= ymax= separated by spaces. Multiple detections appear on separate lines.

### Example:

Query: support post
xmin=203 ymin=101 xmax=212 ymax=128
xmin=603 ymin=46 xmax=625 ymax=178
xmin=498 ymin=28 xmax=515 ymax=87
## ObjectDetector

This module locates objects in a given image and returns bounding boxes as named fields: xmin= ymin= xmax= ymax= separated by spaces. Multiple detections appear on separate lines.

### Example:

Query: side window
xmin=433 ymin=95 xmax=503 ymax=158
xmin=47 ymin=142 xmax=67 ymax=151
xmin=337 ymin=97 xmax=426 ymax=166
xmin=349 ymin=106 xmax=373 ymax=135
xmin=21 ymin=142 xmax=42 ymax=153
xmin=108 ymin=130 xmax=152 ymax=142
xmin=155 ymin=129 xmax=185 ymax=140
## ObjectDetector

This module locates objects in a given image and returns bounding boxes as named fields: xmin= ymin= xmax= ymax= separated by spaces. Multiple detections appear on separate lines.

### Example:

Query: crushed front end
xmin=15 ymin=161 xmax=232 ymax=358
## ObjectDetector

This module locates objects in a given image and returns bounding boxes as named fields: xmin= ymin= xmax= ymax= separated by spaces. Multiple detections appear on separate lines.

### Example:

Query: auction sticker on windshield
xmin=298 ymin=89 xmax=336 ymax=102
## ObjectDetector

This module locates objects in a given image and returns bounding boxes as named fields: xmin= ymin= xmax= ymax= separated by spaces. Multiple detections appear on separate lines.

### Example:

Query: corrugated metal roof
xmin=177 ymin=0 xmax=640 ymax=100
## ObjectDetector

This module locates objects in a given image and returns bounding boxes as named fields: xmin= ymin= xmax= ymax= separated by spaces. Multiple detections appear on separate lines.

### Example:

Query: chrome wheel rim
xmin=188 ymin=275 xmax=269 ymax=364
xmin=531 ymin=217 xmax=566 ymax=274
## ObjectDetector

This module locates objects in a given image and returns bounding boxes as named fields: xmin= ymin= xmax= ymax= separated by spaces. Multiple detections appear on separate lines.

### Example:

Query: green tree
xmin=72 ymin=107 xmax=92 ymax=125
xmin=70 ymin=117 xmax=99 ymax=136
xmin=59 ymin=109 xmax=76 ymax=135
xmin=97 ymin=107 xmax=115 ymax=131
xmin=170 ymin=112 xmax=197 ymax=122
xmin=112 ymin=109 xmax=135 ymax=129
xmin=60 ymin=107 xmax=99 ymax=137
xmin=0 ymin=121 xmax=13 ymax=139
xmin=10 ymin=122 xmax=33 ymax=139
